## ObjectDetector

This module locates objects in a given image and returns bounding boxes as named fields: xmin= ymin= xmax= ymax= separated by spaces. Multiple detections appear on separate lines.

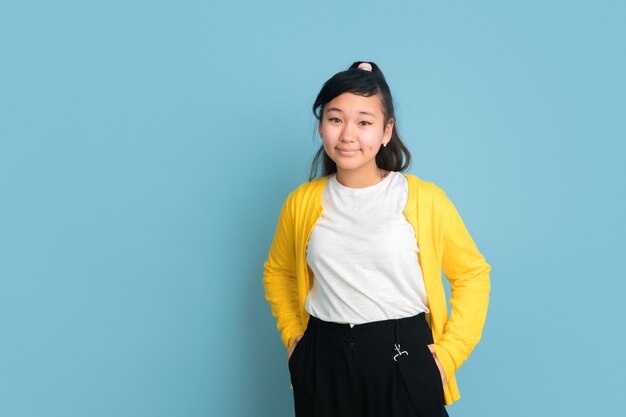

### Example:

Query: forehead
xmin=324 ymin=92 xmax=383 ymax=115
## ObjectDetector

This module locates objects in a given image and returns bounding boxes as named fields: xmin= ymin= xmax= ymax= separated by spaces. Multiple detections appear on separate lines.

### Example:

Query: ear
xmin=383 ymin=118 xmax=394 ymax=144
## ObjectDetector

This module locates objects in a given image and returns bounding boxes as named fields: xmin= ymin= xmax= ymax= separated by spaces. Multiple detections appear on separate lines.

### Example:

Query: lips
xmin=337 ymin=148 xmax=359 ymax=156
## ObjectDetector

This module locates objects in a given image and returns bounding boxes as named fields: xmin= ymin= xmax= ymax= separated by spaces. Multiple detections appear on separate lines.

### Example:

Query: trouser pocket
xmin=395 ymin=337 xmax=448 ymax=417
xmin=289 ymin=326 xmax=317 ymax=417
xmin=288 ymin=332 xmax=307 ymax=371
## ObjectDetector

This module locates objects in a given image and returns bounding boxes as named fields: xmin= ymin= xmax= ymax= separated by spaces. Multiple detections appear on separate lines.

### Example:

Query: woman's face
xmin=319 ymin=92 xmax=394 ymax=177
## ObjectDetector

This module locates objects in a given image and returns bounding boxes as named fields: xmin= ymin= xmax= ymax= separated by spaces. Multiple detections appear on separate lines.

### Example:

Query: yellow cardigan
xmin=263 ymin=173 xmax=491 ymax=405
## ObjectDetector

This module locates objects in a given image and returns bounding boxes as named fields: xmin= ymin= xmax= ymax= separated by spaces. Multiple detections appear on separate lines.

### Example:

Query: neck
xmin=335 ymin=165 xmax=389 ymax=188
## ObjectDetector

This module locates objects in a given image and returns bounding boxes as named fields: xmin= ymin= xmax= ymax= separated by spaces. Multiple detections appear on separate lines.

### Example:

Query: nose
xmin=340 ymin=122 xmax=356 ymax=142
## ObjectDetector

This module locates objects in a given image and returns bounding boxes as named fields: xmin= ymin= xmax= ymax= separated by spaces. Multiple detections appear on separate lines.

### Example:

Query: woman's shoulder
xmin=402 ymin=172 xmax=448 ymax=199
xmin=283 ymin=176 xmax=329 ymax=207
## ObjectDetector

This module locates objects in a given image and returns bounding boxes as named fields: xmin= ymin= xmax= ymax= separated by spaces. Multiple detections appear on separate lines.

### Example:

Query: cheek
xmin=319 ymin=125 xmax=337 ymax=146
xmin=362 ymin=132 xmax=383 ymax=151
xmin=320 ymin=132 xmax=334 ymax=153
xmin=319 ymin=124 xmax=332 ymax=138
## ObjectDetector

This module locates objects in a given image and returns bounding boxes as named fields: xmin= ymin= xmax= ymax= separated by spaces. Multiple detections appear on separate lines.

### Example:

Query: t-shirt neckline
xmin=330 ymin=171 xmax=396 ymax=194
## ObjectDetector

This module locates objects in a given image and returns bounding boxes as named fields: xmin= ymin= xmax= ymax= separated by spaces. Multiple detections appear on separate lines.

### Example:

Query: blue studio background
xmin=1 ymin=1 xmax=624 ymax=416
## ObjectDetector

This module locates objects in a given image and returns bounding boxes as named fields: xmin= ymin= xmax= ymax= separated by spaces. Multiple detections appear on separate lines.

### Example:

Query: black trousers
xmin=288 ymin=313 xmax=450 ymax=417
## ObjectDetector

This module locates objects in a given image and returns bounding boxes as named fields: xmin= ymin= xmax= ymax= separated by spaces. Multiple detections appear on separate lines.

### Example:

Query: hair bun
xmin=357 ymin=62 xmax=373 ymax=72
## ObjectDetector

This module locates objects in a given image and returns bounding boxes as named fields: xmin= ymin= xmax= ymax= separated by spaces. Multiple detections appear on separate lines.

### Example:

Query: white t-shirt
xmin=305 ymin=171 xmax=429 ymax=326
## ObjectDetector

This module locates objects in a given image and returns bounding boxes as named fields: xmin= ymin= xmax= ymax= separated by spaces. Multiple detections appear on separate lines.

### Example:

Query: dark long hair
xmin=309 ymin=61 xmax=412 ymax=180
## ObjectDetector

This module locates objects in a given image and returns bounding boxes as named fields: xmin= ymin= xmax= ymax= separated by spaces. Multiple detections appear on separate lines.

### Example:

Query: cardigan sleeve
xmin=432 ymin=191 xmax=491 ymax=382
xmin=263 ymin=193 xmax=306 ymax=351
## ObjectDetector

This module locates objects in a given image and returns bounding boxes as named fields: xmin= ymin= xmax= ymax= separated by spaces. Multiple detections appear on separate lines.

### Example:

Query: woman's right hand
xmin=287 ymin=335 xmax=303 ymax=361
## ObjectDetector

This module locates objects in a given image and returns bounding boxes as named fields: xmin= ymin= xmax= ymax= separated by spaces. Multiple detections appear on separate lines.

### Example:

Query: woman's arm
xmin=263 ymin=194 xmax=305 ymax=351
xmin=431 ymin=191 xmax=491 ymax=383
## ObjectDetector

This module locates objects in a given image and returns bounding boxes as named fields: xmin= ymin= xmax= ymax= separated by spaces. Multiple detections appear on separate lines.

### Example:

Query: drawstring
xmin=393 ymin=319 xmax=408 ymax=362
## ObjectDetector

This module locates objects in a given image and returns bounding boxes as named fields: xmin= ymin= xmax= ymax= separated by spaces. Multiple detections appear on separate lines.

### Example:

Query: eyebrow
xmin=325 ymin=107 xmax=377 ymax=118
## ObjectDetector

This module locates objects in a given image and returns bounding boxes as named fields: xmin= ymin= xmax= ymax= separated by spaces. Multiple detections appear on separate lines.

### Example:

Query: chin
xmin=335 ymin=163 xmax=365 ymax=172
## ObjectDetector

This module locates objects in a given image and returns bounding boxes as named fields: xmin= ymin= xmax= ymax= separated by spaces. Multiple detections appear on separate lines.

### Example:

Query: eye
xmin=327 ymin=117 xmax=341 ymax=123
xmin=360 ymin=121 xmax=373 ymax=126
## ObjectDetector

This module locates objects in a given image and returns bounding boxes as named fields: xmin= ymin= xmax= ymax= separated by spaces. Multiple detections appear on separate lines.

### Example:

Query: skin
xmin=289 ymin=92 xmax=447 ymax=388
xmin=317 ymin=92 xmax=394 ymax=188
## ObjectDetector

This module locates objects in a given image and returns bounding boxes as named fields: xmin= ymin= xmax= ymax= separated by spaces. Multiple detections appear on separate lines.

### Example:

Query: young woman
xmin=263 ymin=61 xmax=491 ymax=417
